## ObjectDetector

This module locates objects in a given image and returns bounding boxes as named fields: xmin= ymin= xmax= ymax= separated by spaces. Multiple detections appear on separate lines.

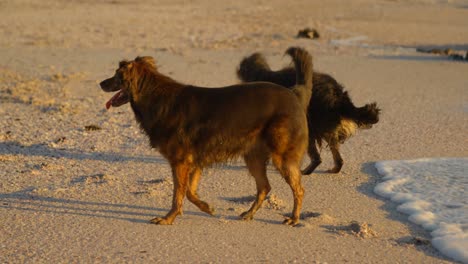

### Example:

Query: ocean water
xmin=374 ymin=158 xmax=467 ymax=263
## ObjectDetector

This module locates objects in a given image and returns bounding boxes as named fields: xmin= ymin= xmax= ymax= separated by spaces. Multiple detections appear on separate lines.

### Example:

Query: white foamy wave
xmin=374 ymin=158 xmax=468 ymax=263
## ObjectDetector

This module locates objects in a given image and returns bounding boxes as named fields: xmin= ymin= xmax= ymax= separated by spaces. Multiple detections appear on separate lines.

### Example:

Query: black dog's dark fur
xmin=237 ymin=53 xmax=380 ymax=174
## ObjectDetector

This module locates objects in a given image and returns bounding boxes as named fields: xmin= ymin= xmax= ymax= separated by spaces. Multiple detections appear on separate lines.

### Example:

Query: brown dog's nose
xmin=100 ymin=77 xmax=118 ymax=92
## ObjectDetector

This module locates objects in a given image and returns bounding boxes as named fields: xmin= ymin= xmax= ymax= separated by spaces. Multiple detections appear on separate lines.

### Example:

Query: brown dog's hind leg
xmin=301 ymin=139 xmax=322 ymax=175
xmin=282 ymin=166 xmax=304 ymax=226
xmin=150 ymin=162 xmax=191 ymax=225
xmin=240 ymin=146 xmax=271 ymax=221
xmin=327 ymin=140 xmax=343 ymax=173
xmin=186 ymin=167 xmax=215 ymax=216
xmin=273 ymin=155 xmax=304 ymax=226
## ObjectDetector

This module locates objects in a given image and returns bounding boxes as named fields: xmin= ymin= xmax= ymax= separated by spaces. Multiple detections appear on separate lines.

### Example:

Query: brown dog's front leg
xmin=150 ymin=162 xmax=191 ymax=225
xmin=186 ymin=167 xmax=215 ymax=215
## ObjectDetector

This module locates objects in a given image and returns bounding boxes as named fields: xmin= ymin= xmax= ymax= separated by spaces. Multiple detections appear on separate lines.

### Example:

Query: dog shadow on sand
xmin=0 ymin=188 xmax=285 ymax=226
xmin=0 ymin=188 xmax=220 ymax=224
xmin=0 ymin=140 xmax=166 ymax=164
xmin=0 ymin=140 xmax=255 ymax=171
xmin=0 ymin=141 xmax=280 ymax=224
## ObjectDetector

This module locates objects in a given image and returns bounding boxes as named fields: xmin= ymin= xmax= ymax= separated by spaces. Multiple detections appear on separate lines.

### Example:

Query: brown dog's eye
xmin=114 ymin=72 xmax=123 ymax=84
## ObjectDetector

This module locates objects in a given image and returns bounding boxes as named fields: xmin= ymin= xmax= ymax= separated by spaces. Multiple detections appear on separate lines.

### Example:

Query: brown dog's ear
xmin=135 ymin=56 xmax=156 ymax=68
xmin=118 ymin=60 xmax=133 ymax=70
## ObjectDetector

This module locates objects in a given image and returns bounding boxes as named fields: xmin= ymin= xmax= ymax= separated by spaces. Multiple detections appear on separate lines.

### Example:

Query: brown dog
xmin=100 ymin=47 xmax=313 ymax=225
xmin=237 ymin=53 xmax=380 ymax=174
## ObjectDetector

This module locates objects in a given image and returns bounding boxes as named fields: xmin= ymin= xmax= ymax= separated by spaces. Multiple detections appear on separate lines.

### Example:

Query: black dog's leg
xmin=327 ymin=141 xmax=343 ymax=173
xmin=301 ymin=140 xmax=321 ymax=175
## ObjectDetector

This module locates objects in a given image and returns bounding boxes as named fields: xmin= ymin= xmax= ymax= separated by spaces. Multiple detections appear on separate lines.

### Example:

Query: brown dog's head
xmin=100 ymin=56 xmax=156 ymax=109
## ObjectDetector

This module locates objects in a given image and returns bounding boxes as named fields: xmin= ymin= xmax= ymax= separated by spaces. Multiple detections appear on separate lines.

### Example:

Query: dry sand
xmin=1 ymin=0 xmax=467 ymax=263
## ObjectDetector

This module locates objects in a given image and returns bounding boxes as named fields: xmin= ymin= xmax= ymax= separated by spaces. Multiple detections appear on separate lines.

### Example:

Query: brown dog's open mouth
xmin=105 ymin=90 xmax=129 ymax=109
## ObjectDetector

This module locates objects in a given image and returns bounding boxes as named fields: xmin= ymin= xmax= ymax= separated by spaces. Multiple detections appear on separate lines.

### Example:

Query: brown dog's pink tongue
xmin=105 ymin=90 xmax=123 ymax=110
xmin=105 ymin=99 xmax=112 ymax=110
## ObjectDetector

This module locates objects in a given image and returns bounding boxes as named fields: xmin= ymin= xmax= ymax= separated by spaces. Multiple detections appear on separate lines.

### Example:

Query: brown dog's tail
xmin=286 ymin=47 xmax=313 ymax=111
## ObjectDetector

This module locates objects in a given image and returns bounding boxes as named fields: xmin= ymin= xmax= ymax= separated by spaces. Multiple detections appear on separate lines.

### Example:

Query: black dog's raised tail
xmin=286 ymin=47 xmax=313 ymax=111
xmin=236 ymin=53 xmax=269 ymax=82
xmin=236 ymin=53 xmax=295 ymax=88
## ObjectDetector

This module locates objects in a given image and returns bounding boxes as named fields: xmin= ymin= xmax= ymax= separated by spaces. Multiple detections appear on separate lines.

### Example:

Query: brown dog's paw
xmin=199 ymin=203 xmax=215 ymax=216
xmin=240 ymin=211 xmax=254 ymax=221
xmin=283 ymin=217 xmax=300 ymax=226
xmin=149 ymin=217 xmax=173 ymax=225
xmin=206 ymin=206 xmax=216 ymax=216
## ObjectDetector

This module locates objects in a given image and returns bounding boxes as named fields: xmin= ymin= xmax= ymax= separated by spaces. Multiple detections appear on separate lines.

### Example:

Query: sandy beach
xmin=1 ymin=0 xmax=467 ymax=263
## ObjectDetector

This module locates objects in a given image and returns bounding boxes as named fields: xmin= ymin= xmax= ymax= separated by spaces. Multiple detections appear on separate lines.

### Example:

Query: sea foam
xmin=374 ymin=158 xmax=467 ymax=263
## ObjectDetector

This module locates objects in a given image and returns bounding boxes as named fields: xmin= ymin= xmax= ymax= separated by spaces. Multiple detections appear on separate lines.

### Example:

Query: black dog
xmin=237 ymin=53 xmax=380 ymax=174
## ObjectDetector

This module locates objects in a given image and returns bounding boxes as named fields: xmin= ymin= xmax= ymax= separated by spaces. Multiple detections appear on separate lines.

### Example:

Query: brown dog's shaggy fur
xmin=100 ymin=47 xmax=313 ymax=226
xmin=237 ymin=53 xmax=380 ymax=174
